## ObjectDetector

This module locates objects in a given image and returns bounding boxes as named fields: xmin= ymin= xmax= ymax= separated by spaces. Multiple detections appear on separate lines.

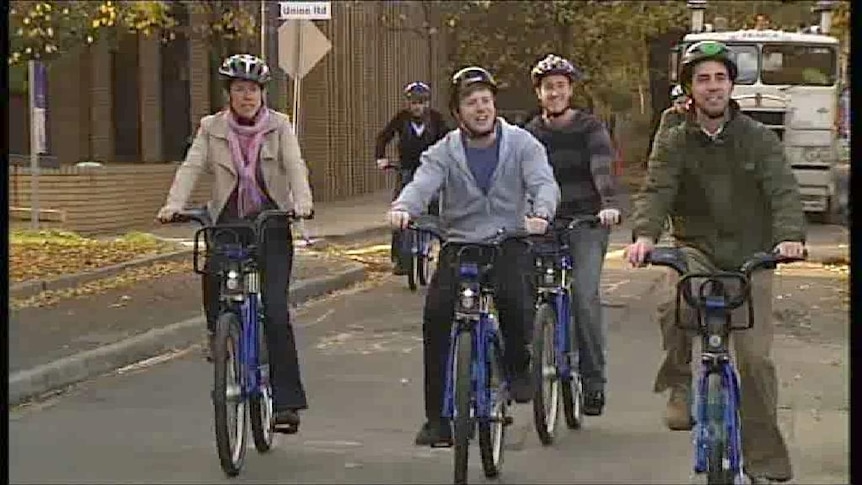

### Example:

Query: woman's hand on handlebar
xmin=156 ymin=205 xmax=180 ymax=223
xmin=624 ymin=236 xmax=655 ymax=267
xmin=774 ymin=240 xmax=806 ymax=259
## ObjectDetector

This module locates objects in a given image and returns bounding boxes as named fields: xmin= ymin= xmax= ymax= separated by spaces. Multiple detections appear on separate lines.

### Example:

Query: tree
xmin=7 ymin=0 xmax=260 ymax=66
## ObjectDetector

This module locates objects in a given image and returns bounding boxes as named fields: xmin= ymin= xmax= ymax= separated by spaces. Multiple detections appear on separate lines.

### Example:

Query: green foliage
xmin=8 ymin=1 xmax=259 ymax=66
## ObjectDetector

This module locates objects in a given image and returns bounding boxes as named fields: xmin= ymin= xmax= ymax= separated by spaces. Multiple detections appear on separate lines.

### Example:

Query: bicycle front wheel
xmin=250 ymin=316 xmax=274 ymax=453
xmin=453 ymin=329 xmax=473 ymax=485
xmin=706 ymin=372 xmax=731 ymax=485
xmin=213 ymin=311 xmax=248 ymax=476
xmin=562 ymin=310 xmax=584 ymax=430
xmin=532 ymin=302 xmax=560 ymax=444
xmin=479 ymin=334 xmax=508 ymax=478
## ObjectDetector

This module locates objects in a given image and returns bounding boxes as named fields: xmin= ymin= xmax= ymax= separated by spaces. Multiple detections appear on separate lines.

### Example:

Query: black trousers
xmin=421 ymin=241 xmax=535 ymax=422
xmin=202 ymin=213 xmax=307 ymax=411
xmin=391 ymin=167 xmax=440 ymax=265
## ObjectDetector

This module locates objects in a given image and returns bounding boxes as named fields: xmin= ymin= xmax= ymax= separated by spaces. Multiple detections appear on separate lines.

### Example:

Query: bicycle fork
xmin=239 ymin=290 xmax=264 ymax=401
xmin=693 ymin=359 xmax=744 ymax=477
xmin=443 ymin=316 xmax=497 ymax=422
xmin=555 ymin=290 xmax=574 ymax=381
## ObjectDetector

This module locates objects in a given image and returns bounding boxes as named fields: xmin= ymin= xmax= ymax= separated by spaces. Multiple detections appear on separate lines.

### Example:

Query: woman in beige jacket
xmin=157 ymin=54 xmax=312 ymax=433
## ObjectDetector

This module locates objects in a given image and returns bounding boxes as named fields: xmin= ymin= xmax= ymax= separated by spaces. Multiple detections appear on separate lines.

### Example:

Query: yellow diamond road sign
xmin=277 ymin=19 xmax=332 ymax=80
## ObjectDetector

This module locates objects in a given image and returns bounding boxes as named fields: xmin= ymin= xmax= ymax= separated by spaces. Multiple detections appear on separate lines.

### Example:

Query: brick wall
xmin=8 ymin=164 xmax=213 ymax=234
xmin=139 ymin=33 xmax=163 ymax=162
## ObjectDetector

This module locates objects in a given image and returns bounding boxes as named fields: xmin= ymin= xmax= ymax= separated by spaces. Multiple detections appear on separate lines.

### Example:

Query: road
xmin=9 ymin=258 xmax=848 ymax=484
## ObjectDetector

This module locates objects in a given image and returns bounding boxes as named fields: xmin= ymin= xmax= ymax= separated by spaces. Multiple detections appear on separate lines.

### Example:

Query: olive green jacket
xmin=632 ymin=105 xmax=805 ymax=270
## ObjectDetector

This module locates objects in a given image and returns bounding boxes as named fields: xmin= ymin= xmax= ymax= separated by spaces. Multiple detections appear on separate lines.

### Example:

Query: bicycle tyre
xmin=250 ymin=314 xmax=274 ymax=453
xmin=418 ymin=234 xmax=434 ymax=286
xmin=406 ymin=252 xmax=418 ymax=291
xmin=561 ymin=311 xmax=584 ymax=430
xmin=479 ymin=334 xmax=508 ymax=477
xmin=706 ymin=372 xmax=731 ymax=485
xmin=532 ymin=302 xmax=560 ymax=444
xmin=213 ymin=311 xmax=248 ymax=476
xmin=453 ymin=329 xmax=473 ymax=485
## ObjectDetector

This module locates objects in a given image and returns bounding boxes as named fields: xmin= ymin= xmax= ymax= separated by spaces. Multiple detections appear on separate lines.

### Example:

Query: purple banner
xmin=33 ymin=60 xmax=47 ymax=109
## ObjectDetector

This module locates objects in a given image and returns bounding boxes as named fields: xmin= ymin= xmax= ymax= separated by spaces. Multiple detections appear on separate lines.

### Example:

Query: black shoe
xmin=392 ymin=263 xmax=407 ymax=276
xmin=414 ymin=420 xmax=453 ymax=447
xmin=746 ymin=473 xmax=792 ymax=484
xmin=510 ymin=371 xmax=534 ymax=403
xmin=583 ymin=390 xmax=605 ymax=416
xmin=274 ymin=409 xmax=301 ymax=434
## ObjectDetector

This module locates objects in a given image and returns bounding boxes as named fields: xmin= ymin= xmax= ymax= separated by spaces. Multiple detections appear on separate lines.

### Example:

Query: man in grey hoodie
xmin=387 ymin=66 xmax=561 ymax=446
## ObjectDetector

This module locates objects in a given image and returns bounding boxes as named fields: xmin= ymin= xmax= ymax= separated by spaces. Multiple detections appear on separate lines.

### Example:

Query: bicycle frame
xmin=686 ymin=282 xmax=748 ymax=478
xmin=442 ymin=259 xmax=504 ymax=422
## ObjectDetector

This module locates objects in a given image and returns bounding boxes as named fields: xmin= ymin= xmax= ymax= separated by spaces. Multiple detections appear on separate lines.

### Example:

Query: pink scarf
xmin=226 ymin=107 xmax=274 ymax=218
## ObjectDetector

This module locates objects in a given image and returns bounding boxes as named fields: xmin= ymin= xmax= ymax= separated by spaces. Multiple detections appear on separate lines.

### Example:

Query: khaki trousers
xmin=653 ymin=247 xmax=792 ymax=479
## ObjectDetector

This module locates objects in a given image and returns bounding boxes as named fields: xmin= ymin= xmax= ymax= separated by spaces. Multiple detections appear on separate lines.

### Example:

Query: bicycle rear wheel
xmin=562 ymin=311 xmax=584 ymax=430
xmin=213 ymin=311 xmax=248 ymax=476
xmin=479 ymin=334 xmax=508 ymax=478
xmin=706 ymin=372 xmax=731 ymax=485
xmin=532 ymin=302 xmax=560 ymax=444
xmin=453 ymin=329 xmax=473 ymax=485
xmin=250 ymin=315 xmax=274 ymax=453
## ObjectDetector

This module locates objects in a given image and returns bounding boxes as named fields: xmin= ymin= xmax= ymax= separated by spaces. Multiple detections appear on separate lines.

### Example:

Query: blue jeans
xmin=567 ymin=224 xmax=610 ymax=393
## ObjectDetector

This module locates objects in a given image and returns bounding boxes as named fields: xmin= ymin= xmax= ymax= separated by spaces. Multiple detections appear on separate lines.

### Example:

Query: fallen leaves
xmin=10 ymin=260 xmax=191 ymax=310
xmin=10 ymin=230 xmax=181 ymax=283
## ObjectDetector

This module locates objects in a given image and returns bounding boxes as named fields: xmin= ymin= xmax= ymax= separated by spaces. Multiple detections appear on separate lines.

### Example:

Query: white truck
xmin=671 ymin=0 xmax=844 ymax=223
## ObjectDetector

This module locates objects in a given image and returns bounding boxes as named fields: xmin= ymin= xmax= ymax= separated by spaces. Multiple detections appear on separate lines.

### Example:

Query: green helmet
xmin=679 ymin=41 xmax=738 ymax=88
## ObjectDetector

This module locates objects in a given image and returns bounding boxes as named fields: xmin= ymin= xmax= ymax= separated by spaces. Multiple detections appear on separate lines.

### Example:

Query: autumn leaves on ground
xmin=9 ymin=230 xmax=188 ymax=309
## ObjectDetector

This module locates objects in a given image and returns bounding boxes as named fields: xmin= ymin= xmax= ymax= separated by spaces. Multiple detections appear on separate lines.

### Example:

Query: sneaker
xmin=583 ymin=390 xmax=605 ymax=416
xmin=510 ymin=371 xmax=534 ymax=403
xmin=414 ymin=420 xmax=453 ymax=447
xmin=665 ymin=385 xmax=694 ymax=431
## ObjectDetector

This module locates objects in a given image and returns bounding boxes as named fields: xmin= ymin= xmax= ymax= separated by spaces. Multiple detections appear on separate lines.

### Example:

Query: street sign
xmin=277 ymin=19 xmax=332 ymax=80
xmin=279 ymin=1 xmax=331 ymax=20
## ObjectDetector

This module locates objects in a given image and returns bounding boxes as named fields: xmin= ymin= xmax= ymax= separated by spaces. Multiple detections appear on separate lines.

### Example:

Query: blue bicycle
xmin=644 ymin=248 xmax=805 ymax=485
xmin=410 ymin=221 xmax=529 ymax=484
xmin=168 ymin=208 xmax=309 ymax=477
xmin=530 ymin=215 xmax=600 ymax=444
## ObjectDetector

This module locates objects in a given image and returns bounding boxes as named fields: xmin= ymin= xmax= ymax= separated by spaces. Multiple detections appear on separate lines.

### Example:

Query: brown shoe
xmin=665 ymin=385 xmax=694 ymax=431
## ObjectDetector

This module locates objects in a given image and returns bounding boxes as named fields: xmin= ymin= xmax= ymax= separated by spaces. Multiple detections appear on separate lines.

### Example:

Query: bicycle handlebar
xmin=644 ymin=247 xmax=808 ymax=276
xmin=166 ymin=208 xmax=313 ymax=229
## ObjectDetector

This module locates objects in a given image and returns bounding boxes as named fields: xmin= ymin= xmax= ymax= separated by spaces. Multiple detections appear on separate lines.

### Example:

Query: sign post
xmin=278 ymin=1 xmax=332 ymax=137
xmin=29 ymin=60 xmax=48 ymax=230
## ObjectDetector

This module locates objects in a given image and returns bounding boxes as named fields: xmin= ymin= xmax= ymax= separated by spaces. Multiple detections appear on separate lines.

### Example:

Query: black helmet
xmin=219 ymin=54 xmax=272 ymax=86
xmin=449 ymin=66 xmax=498 ymax=112
xmin=404 ymin=81 xmax=431 ymax=101
xmin=531 ymin=54 xmax=582 ymax=86
xmin=679 ymin=41 xmax=738 ymax=87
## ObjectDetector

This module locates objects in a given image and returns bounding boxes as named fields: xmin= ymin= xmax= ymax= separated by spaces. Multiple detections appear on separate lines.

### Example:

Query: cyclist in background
xmin=524 ymin=54 xmax=622 ymax=417
xmin=375 ymin=82 xmax=449 ymax=275
xmin=626 ymin=41 xmax=805 ymax=484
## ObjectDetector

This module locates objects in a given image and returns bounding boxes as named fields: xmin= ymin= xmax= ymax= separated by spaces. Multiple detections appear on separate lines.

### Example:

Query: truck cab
xmin=671 ymin=1 xmax=844 ymax=223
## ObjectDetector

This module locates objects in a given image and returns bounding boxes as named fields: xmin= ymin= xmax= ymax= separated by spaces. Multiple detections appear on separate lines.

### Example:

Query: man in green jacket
xmin=626 ymin=41 xmax=806 ymax=484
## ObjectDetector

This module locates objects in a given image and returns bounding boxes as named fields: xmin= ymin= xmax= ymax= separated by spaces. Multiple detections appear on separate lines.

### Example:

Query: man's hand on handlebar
xmin=524 ymin=215 xmax=549 ymax=235
xmin=774 ymin=240 xmax=805 ymax=259
xmin=387 ymin=209 xmax=410 ymax=230
xmin=624 ymin=236 xmax=655 ymax=267
xmin=597 ymin=208 xmax=622 ymax=227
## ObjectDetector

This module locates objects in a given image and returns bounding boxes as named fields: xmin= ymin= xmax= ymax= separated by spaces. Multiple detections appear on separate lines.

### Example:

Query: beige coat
xmin=164 ymin=109 xmax=313 ymax=221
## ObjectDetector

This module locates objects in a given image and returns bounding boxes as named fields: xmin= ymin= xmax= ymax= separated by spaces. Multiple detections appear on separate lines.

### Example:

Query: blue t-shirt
xmin=462 ymin=125 xmax=501 ymax=195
